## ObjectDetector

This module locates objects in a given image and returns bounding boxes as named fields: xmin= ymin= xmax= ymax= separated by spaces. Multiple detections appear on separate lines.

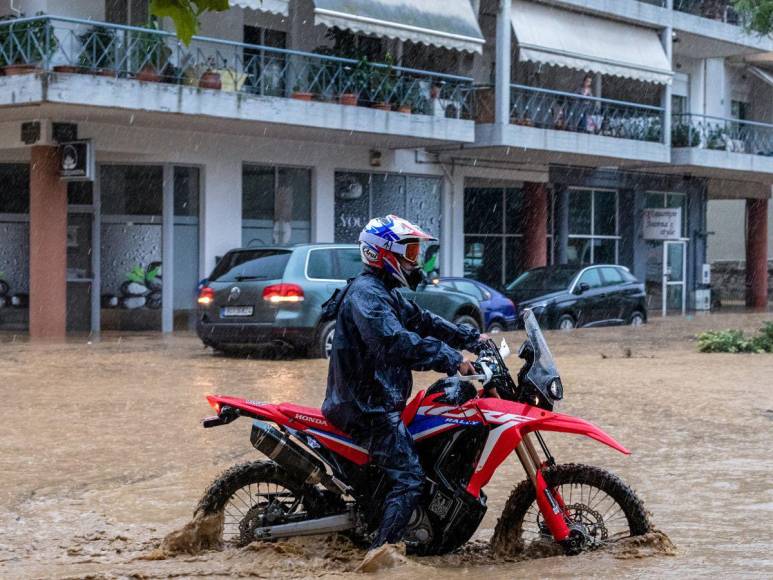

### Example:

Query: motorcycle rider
xmin=321 ymin=215 xmax=484 ymax=567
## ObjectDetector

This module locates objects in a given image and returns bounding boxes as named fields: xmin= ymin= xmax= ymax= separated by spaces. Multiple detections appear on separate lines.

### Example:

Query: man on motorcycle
xmin=321 ymin=215 xmax=483 ymax=567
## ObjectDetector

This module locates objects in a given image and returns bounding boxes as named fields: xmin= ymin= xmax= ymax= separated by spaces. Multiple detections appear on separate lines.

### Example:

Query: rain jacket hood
xmin=322 ymin=267 xmax=480 ymax=433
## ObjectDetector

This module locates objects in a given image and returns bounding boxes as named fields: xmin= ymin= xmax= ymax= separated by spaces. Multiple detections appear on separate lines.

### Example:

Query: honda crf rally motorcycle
xmin=198 ymin=309 xmax=650 ymax=555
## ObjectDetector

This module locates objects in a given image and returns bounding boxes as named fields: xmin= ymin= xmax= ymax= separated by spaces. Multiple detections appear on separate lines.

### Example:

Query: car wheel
xmin=629 ymin=311 xmax=646 ymax=327
xmin=557 ymin=314 xmax=576 ymax=331
xmin=453 ymin=314 xmax=481 ymax=332
xmin=487 ymin=321 xmax=506 ymax=334
xmin=316 ymin=320 xmax=336 ymax=359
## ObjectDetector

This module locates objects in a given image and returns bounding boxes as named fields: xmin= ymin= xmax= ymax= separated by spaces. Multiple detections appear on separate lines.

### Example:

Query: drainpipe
xmin=662 ymin=1 xmax=674 ymax=148
xmin=495 ymin=0 xmax=512 ymax=126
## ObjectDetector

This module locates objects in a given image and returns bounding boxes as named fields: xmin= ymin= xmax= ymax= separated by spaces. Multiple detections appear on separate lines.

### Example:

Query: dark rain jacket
xmin=322 ymin=267 xmax=480 ymax=433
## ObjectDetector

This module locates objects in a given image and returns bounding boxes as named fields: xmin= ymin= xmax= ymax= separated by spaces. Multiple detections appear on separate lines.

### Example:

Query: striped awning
xmin=511 ymin=0 xmax=672 ymax=84
xmin=231 ymin=0 xmax=289 ymax=16
xmin=311 ymin=0 xmax=484 ymax=54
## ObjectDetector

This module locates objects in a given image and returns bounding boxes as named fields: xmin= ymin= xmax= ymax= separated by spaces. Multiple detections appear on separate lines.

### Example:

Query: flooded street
xmin=1 ymin=311 xmax=771 ymax=579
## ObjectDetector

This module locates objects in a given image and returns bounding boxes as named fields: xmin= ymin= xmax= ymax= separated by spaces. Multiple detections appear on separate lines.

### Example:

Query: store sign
xmin=59 ymin=140 xmax=94 ymax=181
xmin=642 ymin=208 xmax=682 ymax=240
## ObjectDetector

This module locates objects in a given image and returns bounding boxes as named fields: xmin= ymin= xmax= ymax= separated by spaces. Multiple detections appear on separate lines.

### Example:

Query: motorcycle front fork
xmin=514 ymin=432 xmax=571 ymax=543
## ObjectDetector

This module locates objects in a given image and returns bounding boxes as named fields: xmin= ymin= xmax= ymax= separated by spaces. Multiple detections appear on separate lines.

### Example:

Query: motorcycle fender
xmin=465 ymin=410 xmax=629 ymax=498
xmin=206 ymin=394 xmax=289 ymax=424
xmin=525 ymin=414 xmax=630 ymax=456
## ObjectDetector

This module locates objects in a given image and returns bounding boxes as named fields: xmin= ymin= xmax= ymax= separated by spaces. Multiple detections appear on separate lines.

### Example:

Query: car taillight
xmin=197 ymin=286 xmax=215 ymax=305
xmin=263 ymin=283 xmax=304 ymax=304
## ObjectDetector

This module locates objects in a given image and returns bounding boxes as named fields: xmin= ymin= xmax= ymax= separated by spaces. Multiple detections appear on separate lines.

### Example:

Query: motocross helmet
xmin=359 ymin=215 xmax=437 ymax=290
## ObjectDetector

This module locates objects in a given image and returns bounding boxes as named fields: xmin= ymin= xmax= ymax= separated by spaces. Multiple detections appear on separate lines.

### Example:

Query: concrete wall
xmin=708 ymin=199 xmax=773 ymax=262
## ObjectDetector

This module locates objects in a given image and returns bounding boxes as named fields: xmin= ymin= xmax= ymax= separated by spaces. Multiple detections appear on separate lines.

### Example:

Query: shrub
xmin=697 ymin=322 xmax=773 ymax=353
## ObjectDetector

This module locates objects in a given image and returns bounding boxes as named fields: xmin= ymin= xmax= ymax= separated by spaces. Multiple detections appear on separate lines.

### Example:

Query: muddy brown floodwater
xmin=1 ymin=312 xmax=772 ymax=578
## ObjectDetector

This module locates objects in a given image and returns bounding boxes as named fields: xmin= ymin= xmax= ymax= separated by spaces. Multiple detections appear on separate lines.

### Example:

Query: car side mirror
xmin=574 ymin=282 xmax=590 ymax=295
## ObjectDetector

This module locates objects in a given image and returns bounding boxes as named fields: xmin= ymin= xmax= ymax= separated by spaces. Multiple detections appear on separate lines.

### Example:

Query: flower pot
xmin=291 ymin=91 xmax=314 ymax=101
xmin=136 ymin=66 xmax=161 ymax=83
xmin=339 ymin=93 xmax=358 ymax=106
xmin=53 ymin=65 xmax=81 ymax=74
xmin=198 ymin=70 xmax=222 ymax=90
xmin=372 ymin=102 xmax=392 ymax=112
xmin=3 ymin=63 xmax=40 ymax=76
xmin=397 ymin=105 xmax=412 ymax=114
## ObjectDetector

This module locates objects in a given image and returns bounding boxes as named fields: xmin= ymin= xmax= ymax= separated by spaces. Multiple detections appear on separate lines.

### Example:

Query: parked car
xmin=196 ymin=244 xmax=484 ymax=357
xmin=436 ymin=277 xmax=517 ymax=333
xmin=504 ymin=264 xmax=647 ymax=330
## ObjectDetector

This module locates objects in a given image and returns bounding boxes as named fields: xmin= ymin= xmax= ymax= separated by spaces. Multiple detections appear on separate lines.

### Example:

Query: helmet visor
xmin=403 ymin=242 xmax=421 ymax=264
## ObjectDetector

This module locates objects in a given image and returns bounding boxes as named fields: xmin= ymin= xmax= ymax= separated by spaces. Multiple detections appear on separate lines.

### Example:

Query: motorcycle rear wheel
xmin=195 ymin=460 xmax=339 ymax=546
xmin=491 ymin=463 xmax=650 ymax=556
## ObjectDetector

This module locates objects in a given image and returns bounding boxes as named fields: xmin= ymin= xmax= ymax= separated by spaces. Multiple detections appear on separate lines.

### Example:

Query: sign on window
xmin=642 ymin=208 xmax=682 ymax=240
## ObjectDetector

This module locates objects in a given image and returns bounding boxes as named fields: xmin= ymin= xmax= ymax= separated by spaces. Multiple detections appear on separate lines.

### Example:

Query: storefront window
xmin=100 ymin=165 xmax=163 ymax=331
xmin=242 ymin=164 xmax=311 ymax=247
xmin=464 ymin=186 xmax=549 ymax=288
xmin=174 ymin=167 xmax=200 ymax=330
xmin=0 ymin=165 xmax=30 ymax=331
xmin=567 ymin=189 xmax=619 ymax=265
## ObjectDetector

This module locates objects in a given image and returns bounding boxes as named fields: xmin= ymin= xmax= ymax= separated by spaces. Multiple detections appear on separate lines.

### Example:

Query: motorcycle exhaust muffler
xmin=251 ymin=512 xmax=354 ymax=541
xmin=250 ymin=420 xmax=348 ymax=495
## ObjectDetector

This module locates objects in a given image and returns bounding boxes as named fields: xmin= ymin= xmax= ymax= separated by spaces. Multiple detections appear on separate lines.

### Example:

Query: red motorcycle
xmin=198 ymin=309 xmax=650 ymax=555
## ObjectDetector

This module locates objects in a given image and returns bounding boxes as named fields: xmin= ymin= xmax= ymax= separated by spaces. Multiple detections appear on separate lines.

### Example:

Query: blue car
xmin=437 ymin=277 xmax=517 ymax=332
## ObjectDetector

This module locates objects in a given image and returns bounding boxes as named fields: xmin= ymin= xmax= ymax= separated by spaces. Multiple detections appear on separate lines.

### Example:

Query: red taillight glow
xmin=197 ymin=286 xmax=215 ymax=305
xmin=262 ymin=283 xmax=305 ymax=304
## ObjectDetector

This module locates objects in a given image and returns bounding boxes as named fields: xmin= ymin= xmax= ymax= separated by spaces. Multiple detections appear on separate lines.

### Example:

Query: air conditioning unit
xmin=694 ymin=289 xmax=711 ymax=311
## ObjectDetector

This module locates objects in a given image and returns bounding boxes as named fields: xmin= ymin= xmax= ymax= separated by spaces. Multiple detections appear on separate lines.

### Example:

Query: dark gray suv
xmin=196 ymin=244 xmax=484 ymax=357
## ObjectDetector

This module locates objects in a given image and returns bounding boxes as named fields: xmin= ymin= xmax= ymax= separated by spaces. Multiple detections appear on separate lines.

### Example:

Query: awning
xmin=749 ymin=66 xmax=773 ymax=88
xmin=511 ymin=0 xmax=672 ymax=85
xmin=231 ymin=0 xmax=289 ymax=17
xmin=311 ymin=0 xmax=485 ymax=54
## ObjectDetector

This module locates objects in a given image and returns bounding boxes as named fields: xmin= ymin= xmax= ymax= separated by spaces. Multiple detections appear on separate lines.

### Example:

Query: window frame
xmin=567 ymin=187 xmax=620 ymax=265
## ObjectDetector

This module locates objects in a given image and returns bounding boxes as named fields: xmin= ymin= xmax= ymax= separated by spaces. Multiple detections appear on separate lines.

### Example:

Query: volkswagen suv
xmin=196 ymin=244 xmax=484 ymax=357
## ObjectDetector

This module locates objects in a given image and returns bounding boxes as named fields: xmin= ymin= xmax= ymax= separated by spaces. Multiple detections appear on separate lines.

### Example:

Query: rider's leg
xmin=359 ymin=411 xmax=424 ymax=548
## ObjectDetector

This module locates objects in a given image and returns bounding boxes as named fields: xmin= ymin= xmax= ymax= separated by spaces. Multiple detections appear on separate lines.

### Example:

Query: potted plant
xmin=397 ymin=100 xmax=413 ymax=114
xmin=706 ymin=124 xmax=728 ymax=150
xmin=671 ymin=120 xmax=700 ymax=147
xmin=370 ymin=54 xmax=396 ymax=111
xmin=0 ymin=14 xmax=58 ymax=75
xmin=291 ymin=83 xmax=313 ymax=101
xmin=76 ymin=25 xmax=117 ymax=76
xmin=340 ymin=57 xmax=370 ymax=106
xmin=130 ymin=20 xmax=170 ymax=83
xmin=198 ymin=56 xmax=222 ymax=90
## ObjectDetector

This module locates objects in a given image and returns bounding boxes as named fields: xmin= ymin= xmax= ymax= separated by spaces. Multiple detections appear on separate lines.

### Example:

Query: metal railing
xmin=507 ymin=84 xmax=665 ymax=143
xmin=0 ymin=15 xmax=474 ymax=118
xmin=672 ymin=113 xmax=773 ymax=156
xmin=674 ymin=0 xmax=742 ymax=25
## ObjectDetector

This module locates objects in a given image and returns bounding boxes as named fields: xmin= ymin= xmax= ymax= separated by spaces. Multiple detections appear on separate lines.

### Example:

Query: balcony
xmin=674 ymin=0 xmax=742 ymax=25
xmin=473 ymin=84 xmax=669 ymax=165
xmin=0 ymin=16 xmax=476 ymax=145
xmin=671 ymin=113 xmax=773 ymax=177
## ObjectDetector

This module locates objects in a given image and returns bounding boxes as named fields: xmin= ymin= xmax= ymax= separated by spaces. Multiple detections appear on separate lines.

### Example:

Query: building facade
xmin=0 ymin=0 xmax=770 ymax=336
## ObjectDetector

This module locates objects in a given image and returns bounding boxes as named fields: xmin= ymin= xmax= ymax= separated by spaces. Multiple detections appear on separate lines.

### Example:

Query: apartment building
xmin=0 ymin=0 xmax=770 ymax=337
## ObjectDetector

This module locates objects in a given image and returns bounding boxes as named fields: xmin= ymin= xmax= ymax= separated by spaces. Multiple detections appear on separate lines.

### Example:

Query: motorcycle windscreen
xmin=522 ymin=309 xmax=561 ymax=395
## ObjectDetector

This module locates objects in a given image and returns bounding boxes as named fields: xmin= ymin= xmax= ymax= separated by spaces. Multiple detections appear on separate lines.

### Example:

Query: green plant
xmin=706 ymin=124 xmax=728 ymax=150
xmin=78 ymin=25 xmax=117 ymax=70
xmin=697 ymin=322 xmax=773 ymax=353
xmin=0 ymin=13 xmax=58 ymax=67
xmin=370 ymin=53 xmax=397 ymax=103
xmin=349 ymin=57 xmax=372 ymax=96
xmin=672 ymin=121 xmax=700 ymax=147
xmin=129 ymin=19 xmax=171 ymax=73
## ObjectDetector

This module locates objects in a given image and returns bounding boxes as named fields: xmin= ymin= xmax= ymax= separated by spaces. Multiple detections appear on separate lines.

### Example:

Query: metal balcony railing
xmin=674 ymin=0 xmax=742 ymax=25
xmin=507 ymin=84 xmax=665 ymax=143
xmin=672 ymin=114 xmax=773 ymax=156
xmin=0 ymin=15 xmax=474 ymax=118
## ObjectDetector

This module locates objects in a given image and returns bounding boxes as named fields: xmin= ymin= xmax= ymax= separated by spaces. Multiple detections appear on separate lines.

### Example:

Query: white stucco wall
xmin=707 ymin=199 xmax=773 ymax=262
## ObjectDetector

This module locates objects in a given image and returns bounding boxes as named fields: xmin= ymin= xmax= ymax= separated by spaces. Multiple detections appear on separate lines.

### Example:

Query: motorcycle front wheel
xmin=491 ymin=463 xmax=650 ymax=556
xmin=195 ymin=460 xmax=341 ymax=546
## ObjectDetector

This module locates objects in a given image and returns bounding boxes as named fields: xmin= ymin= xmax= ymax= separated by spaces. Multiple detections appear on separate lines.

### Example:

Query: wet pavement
xmin=1 ymin=311 xmax=771 ymax=578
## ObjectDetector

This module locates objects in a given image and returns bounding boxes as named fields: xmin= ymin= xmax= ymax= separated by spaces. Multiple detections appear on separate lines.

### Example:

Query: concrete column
xmin=661 ymin=24 xmax=673 ymax=147
xmin=746 ymin=198 xmax=769 ymax=309
xmin=313 ymin=164 xmax=335 ymax=243
xmin=522 ymin=183 xmax=548 ymax=269
xmin=555 ymin=186 xmax=569 ymax=264
xmin=29 ymin=146 xmax=67 ymax=338
xmin=201 ymin=158 xmax=241 ymax=274
xmin=495 ymin=0 xmax=512 ymax=125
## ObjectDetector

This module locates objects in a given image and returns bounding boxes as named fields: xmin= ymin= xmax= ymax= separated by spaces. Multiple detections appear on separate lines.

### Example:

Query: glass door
xmin=663 ymin=241 xmax=686 ymax=316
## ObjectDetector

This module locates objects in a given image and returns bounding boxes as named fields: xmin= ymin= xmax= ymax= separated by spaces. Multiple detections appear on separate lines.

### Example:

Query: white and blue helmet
xmin=359 ymin=215 xmax=436 ymax=288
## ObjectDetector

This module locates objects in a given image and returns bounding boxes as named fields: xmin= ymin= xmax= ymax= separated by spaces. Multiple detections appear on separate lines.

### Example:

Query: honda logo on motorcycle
xmin=228 ymin=286 xmax=241 ymax=302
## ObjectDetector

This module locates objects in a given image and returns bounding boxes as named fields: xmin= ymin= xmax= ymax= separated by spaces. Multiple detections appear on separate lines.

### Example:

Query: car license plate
xmin=222 ymin=306 xmax=254 ymax=317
